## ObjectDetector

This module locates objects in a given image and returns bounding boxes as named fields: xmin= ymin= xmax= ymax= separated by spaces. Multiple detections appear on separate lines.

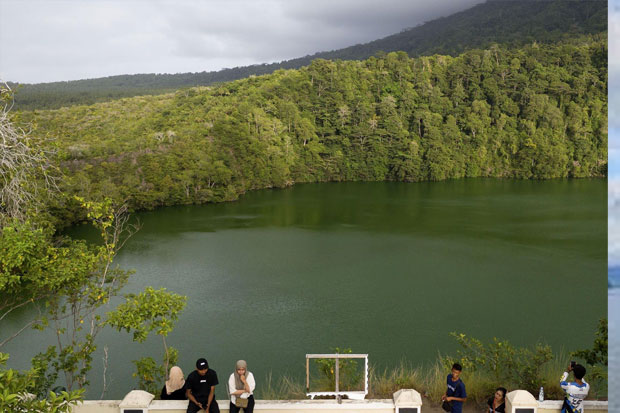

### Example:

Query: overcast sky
xmin=0 ymin=0 xmax=483 ymax=84
xmin=609 ymin=0 xmax=619 ymax=181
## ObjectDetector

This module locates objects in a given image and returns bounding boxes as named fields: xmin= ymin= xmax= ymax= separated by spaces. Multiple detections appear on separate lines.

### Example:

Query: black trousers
xmin=187 ymin=398 xmax=221 ymax=413
xmin=229 ymin=395 xmax=255 ymax=413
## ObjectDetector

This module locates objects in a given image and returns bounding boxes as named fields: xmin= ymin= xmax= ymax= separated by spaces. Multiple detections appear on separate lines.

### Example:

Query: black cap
xmin=196 ymin=358 xmax=209 ymax=370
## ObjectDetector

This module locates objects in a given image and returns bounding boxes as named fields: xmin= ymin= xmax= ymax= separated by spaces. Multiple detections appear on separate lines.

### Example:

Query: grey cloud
xmin=0 ymin=0 xmax=541 ymax=83
xmin=161 ymin=1 xmax=484 ymax=66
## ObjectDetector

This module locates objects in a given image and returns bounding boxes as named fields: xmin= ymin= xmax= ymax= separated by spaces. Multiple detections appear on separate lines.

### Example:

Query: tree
xmin=0 ymin=219 xmax=95 ymax=348
xmin=450 ymin=332 xmax=553 ymax=395
xmin=106 ymin=287 xmax=187 ymax=395
xmin=571 ymin=317 xmax=607 ymax=391
xmin=0 ymin=83 xmax=58 ymax=221
xmin=572 ymin=318 xmax=607 ymax=367
xmin=33 ymin=198 xmax=138 ymax=392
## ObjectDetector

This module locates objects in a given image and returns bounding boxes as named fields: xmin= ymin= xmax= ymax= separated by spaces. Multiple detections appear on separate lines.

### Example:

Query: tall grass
xmin=368 ymin=360 xmax=424 ymax=399
xmin=256 ymin=352 xmax=607 ymax=406
xmin=258 ymin=371 xmax=305 ymax=400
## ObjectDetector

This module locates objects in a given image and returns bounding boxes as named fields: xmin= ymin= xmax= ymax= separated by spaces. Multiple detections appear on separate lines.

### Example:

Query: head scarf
xmin=165 ymin=366 xmax=185 ymax=395
xmin=234 ymin=360 xmax=250 ymax=390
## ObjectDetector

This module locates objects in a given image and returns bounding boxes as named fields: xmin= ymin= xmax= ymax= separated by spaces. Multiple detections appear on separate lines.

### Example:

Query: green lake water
xmin=4 ymin=179 xmax=607 ymax=399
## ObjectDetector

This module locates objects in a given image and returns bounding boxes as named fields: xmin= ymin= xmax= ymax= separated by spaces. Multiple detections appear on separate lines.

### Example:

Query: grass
xmin=368 ymin=360 xmax=424 ymax=399
xmin=258 ymin=371 xmax=305 ymax=400
xmin=255 ymin=353 xmax=608 ymax=408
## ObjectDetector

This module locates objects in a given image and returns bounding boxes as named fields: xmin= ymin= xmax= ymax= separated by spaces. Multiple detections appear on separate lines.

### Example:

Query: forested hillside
xmin=9 ymin=0 xmax=606 ymax=110
xmin=16 ymin=35 xmax=606 ymax=220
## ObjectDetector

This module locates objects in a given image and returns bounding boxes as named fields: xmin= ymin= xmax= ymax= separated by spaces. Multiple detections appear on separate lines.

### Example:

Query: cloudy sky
xmin=609 ymin=0 xmax=619 ymax=266
xmin=610 ymin=0 xmax=620 ymax=178
xmin=0 ymin=0 xmax=483 ymax=84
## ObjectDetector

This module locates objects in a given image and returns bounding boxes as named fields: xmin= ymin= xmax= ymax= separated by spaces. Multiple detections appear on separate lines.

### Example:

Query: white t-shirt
xmin=228 ymin=372 xmax=256 ymax=404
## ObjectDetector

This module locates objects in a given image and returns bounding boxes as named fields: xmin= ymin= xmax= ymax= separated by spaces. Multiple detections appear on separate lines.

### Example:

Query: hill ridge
xmin=9 ymin=0 xmax=607 ymax=110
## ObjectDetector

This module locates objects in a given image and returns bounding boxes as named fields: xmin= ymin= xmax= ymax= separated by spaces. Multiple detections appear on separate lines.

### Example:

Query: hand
xmin=240 ymin=374 xmax=247 ymax=383
xmin=441 ymin=395 xmax=446 ymax=401
xmin=567 ymin=364 xmax=573 ymax=372
xmin=197 ymin=402 xmax=204 ymax=410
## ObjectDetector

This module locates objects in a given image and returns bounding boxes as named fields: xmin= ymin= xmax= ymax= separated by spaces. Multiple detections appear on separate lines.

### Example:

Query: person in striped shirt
xmin=560 ymin=363 xmax=589 ymax=413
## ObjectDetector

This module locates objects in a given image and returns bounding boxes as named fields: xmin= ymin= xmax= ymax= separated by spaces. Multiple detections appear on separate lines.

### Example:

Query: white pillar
xmin=506 ymin=389 xmax=537 ymax=413
xmin=393 ymin=389 xmax=423 ymax=413
xmin=119 ymin=390 xmax=154 ymax=413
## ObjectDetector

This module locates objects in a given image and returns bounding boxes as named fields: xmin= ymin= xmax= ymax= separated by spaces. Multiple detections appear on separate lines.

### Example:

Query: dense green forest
xmin=15 ymin=35 xmax=607 ymax=220
xmin=9 ymin=0 xmax=606 ymax=110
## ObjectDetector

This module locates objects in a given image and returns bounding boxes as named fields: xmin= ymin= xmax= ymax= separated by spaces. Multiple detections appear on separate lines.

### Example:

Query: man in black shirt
xmin=186 ymin=358 xmax=220 ymax=413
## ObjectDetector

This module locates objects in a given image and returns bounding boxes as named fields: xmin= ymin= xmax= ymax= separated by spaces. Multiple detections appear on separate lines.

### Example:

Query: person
xmin=228 ymin=360 xmax=256 ymax=413
xmin=441 ymin=363 xmax=467 ymax=413
xmin=186 ymin=358 xmax=220 ymax=413
xmin=161 ymin=365 xmax=187 ymax=400
xmin=487 ymin=387 xmax=506 ymax=413
xmin=560 ymin=363 xmax=589 ymax=413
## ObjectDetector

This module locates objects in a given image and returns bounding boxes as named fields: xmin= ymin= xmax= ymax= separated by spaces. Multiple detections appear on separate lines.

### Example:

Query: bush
xmin=450 ymin=332 xmax=553 ymax=395
xmin=0 ymin=352 xmax=83 ymax=413
xmin=312 ymin=348 xmax=362 ymax=392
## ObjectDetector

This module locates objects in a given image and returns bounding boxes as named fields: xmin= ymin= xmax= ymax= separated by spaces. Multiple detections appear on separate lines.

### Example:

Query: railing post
xmin=306 ymin=356 xmax=310 ymax=392
xmin=335 ymin=355 xmax=340 ymax=403
xmin=335 ymin=356 xmax=340 ymax=393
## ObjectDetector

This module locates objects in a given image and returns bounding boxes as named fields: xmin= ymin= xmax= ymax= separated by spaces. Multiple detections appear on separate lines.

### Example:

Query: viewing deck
xmin=70 ymin=389 xmax=608 ymax=413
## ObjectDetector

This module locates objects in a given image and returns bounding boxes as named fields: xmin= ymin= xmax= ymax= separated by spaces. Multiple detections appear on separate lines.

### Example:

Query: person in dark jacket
xmin=186 ymin=358 xmax=220 ymax=413
xmin=160 ymin=365 xmax=187 ymax=400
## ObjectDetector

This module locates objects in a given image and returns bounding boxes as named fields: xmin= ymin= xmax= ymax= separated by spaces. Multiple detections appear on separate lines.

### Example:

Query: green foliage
xmin=33 ymin=199 xmax=136 ymax=391
xmin=0 ymin=101 xmax=187 ymax=399
xmin=106 ymin=287 xmax=187 ymax=342
xmin=0 ymin=199 xmax=189 ymax=398
xmin=107 ymin=287 xmax=186 ymax=394
xmin=313 ymin=348 xmax=362 ymax=392
xmin=15 ymin=36 xmax=606 ymax=225
xmin=450 ymin=332 xmax=554 ymax=395
xmin=0 ymin=219 xmax=76 ymax=318
xmin=571 ymin=318 xmax=608 ymax=395
xmin=0 ymin=352 xmax=83 ymax=413
xmin=0 ymin=196 xmax=136 ymax=394
xmin=572 ymin=318 xmax=607 ymax=366
xmin=132 ymin=347 xmax=179 ymax=396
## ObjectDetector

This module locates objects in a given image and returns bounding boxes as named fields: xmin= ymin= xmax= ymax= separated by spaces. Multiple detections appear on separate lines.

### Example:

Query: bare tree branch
xmin=100 ymin=346 xmax=109 ymax=400
xmin=0 ymin=81 xmax=60 ymax=221
xmin=0 ymin=318 xmax=38 ymax=348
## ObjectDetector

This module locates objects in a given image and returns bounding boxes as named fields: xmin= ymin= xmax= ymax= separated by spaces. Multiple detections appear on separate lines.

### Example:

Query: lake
xmin=3 ymin=179 xmax=607 ymax=399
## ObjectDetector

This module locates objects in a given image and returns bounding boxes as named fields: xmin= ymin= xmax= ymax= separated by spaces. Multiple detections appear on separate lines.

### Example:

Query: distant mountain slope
xmin=10 ymin=0 xmax=607 ymax=110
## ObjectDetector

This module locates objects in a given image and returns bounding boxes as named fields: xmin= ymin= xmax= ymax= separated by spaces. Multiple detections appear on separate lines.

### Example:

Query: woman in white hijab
xmin=228 ymin=360 xmax=256 ymax=413
xmin=160 ymin=365 xmax=187 ymax=400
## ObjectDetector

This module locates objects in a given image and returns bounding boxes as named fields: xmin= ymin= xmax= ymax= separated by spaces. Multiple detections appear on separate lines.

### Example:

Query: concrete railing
xmin=538 ymin=400 xmax=608 ymax=413
xmin=70 ymin=389 xmax=608 ymax=413
xmin=74 ymin=399 xmax=396 ymax=413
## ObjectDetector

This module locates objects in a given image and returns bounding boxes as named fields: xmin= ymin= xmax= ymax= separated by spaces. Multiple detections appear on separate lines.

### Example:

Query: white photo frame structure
xmin=305 ymin=353 xmax=369 ymax=400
